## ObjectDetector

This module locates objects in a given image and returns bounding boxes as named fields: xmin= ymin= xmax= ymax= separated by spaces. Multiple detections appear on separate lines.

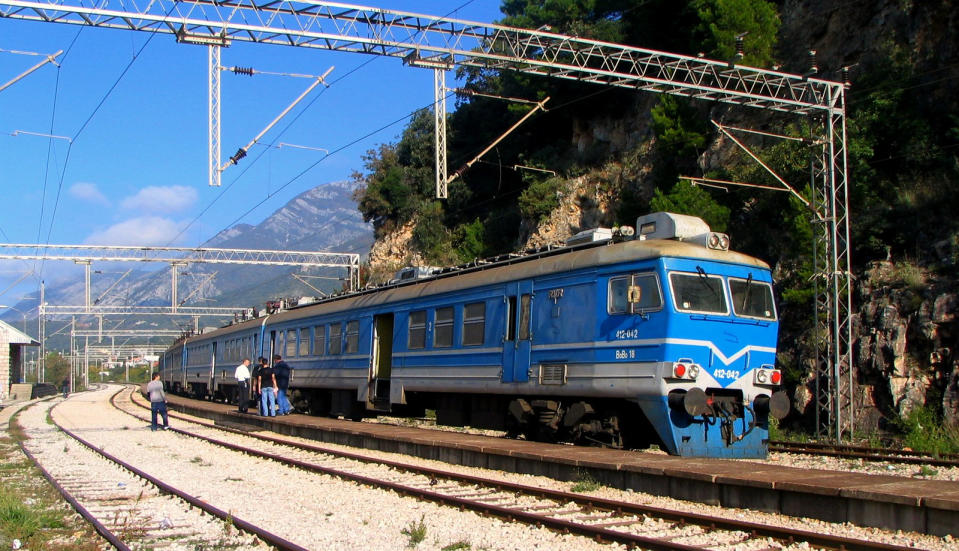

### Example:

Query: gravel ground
xmin=128 ymin=394 xmax=955 ymax=550
xmin=49 ymin=387 xmax=638 ymax=551
xmin=9 ymin=387 xmax=953 ymax=551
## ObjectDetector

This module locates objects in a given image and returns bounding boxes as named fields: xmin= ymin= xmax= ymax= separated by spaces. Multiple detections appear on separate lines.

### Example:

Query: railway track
xmin=121 ymin=387 xmax=927 ymax=551
xmin=769 ymin=439 xmax=959 ymax=468
xmin=12 ymin=391 xmax=306 ymax=551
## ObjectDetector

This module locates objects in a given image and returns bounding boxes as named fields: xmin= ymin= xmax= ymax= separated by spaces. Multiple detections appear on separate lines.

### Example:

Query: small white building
xmin=0 ymin=320 xmax=40 ymax=402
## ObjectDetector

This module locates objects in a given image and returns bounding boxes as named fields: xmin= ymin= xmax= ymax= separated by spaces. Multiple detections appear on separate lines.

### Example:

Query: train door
xmin=369 ymin=314 xmax=393 ymax=408
xmin=502 ymin=281 xmax=533 ymax=383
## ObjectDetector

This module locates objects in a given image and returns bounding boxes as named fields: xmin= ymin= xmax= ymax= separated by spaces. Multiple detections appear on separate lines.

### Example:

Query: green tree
xmin=649 ymin=180 xmax=730 ymax=232
xmin=691 ymin=0 xmax=780 ymax=67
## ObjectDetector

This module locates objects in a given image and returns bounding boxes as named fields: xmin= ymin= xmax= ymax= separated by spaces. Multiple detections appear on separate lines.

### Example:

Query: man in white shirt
xmin=235 ymin=358 xmax=252 ymax=413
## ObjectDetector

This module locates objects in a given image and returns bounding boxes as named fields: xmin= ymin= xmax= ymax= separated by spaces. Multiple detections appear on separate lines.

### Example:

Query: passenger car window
xmin=463 ymin=302 xmax=485 ymax=346
xmin=285 ymin=329 xmax=297 ymax=357
xmin=729 ymin=277 xmax=777 ymax=320
xmin=669 ymin=272 xmax=728 ymax=314
xmin=345 ymin=321 xmax=359 ymax=353
xmin=329 ymin=324 xmax=343 ymax=355
xmin=313 ymin=325 xmax=326 ymax=356
xmin=408 ymin=311 xmax=426 ymax=349
xmin=298 ymin=327 xmax=310 ymax=356
xmin=434 ymin=307 xmax=453 ymax=348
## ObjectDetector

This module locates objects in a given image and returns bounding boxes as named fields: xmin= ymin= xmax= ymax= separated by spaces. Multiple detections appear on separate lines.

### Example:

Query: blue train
xmin=159 ymin=212 xmax=788 ymax=458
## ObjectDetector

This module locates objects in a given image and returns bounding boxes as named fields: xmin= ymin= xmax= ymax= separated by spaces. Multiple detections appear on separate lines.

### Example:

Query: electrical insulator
xmin=807 ymin=50 xmax=818 ymax=74
xmin=232 ymin=66 xmax=254 ymax=76
xmin=229 ymin=148 xmax=248 ymax=165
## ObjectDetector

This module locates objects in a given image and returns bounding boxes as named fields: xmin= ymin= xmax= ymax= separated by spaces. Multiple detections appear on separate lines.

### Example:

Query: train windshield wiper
xmin=696 ymin=266 xmax=720 ymax=300
xmin=741 ymin=273 xmax=753 ymax=311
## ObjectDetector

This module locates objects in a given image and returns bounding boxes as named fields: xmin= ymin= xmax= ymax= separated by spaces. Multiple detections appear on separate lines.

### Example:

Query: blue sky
xmin=0 ymin=1 xmax=505 ymax=304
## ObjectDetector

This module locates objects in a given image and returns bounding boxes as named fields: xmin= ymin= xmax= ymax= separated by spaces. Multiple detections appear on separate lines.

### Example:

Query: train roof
xmin=180 ymin=237 xmax=770 ymax=341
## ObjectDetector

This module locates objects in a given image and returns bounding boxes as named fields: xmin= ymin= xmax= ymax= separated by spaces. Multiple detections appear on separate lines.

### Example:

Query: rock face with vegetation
xmin=352 ymin=1 xmax=959 ymax=441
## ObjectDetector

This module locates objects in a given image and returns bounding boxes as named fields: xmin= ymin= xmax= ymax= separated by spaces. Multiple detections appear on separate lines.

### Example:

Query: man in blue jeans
xmin=273 ymin=354 xmax=293 ymax=415
xmin=146 ymin=372 xmax=169 ymax=431
xmin=258 ymin=360 xmax=278 ymax=417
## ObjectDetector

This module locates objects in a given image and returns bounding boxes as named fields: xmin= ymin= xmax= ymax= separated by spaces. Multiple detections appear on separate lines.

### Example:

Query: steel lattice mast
xmin=0 ymin=0 xmax=854 ymax=439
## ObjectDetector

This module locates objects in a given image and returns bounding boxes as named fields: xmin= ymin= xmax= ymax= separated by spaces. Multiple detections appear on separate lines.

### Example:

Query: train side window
xmin=609 ymin=274 xmax=662 ymax=314
xmin=285 ymin=329 xmax=297 ymax=357
xmin=313 ymin=325 xmax=326 ymax=355
xmin=408 ymin=311 xmax=426 ymax=349
xmin=298 ymin=327 xmax=310 ymax=356
xmin=519 ymin=293 xmax=532 ymax=340
xmin=463 ymin=302 xmax=486 ymax=346
xmin=669 ymin=271 xmax=729 ymax=314
xmin=629 ymin=273 xmax=663 ymax=313
xmin=434 ymin=307 xmax=454 ymax=348
xmin=345 ymin=321 xmax=360 ymax=353
xmin=330 ymin=324 xmax=343 ymax=355
xmin=505 ymin=296 xmax=517 ymax=342
xmin=608 ymin=277 xmax=629 ymax=314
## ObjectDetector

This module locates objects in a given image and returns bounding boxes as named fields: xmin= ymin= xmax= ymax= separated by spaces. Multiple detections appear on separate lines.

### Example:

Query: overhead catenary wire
xmin=167 ymin=0 xmax=479 ymax=246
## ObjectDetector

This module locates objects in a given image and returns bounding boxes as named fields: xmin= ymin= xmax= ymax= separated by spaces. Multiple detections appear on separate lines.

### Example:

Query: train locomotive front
xmin=594 ymin=214 xmax=788 ymax=457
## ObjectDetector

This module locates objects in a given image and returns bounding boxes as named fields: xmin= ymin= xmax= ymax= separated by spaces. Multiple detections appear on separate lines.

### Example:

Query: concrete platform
xmin=162 ymin=393 xmax=959 ymax=537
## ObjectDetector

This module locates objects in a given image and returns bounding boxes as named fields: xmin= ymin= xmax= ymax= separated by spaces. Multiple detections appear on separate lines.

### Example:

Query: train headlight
xmin=671 ymin=361 xmax=700 ymax=380
xmin=673 ymin=363 xmax=687 ymax=378
xmin=754 ymin=365 xmax=782 ymax=386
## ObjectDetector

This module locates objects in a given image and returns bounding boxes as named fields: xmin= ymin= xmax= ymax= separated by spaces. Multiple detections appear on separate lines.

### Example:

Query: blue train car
xmin=167 ymin=212 xmax=788 ymax=457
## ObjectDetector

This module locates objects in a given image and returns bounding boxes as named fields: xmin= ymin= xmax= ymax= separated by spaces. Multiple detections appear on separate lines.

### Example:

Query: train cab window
xmin=330 ymin=324 xmax=343 ymax=355
xmin=408 ymin=311 xmax=426 ymax=349
xmin=463 ymin=302 xmax=486 ymax=346
xmin=345 ymin=321 xmax=360 ymax=353
xmin=669 ymin=271 xmax=728 ymax=314
xmin=729 ymin=276 xmax=777 ymax=320
xmin=608 ymin=273 xmax=663 ymax=314
xmin=434 ymin=307 xmax=454 ymax=348
xmin=313 ymin=325 xmax=326 ymax=355
xmin=285 ymin=329 xmax=297 ymax=357
xmin=298 ymin=328 xmax=310 ymax=356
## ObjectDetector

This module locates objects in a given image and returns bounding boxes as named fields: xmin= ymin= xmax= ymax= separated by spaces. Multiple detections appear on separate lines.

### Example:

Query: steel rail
xmin=7 ymin=399 xmax=132 ymax=551
xmin=51 ymin=388 xmax=310 ymax=551
xmin=122 ymin=387 xmax=920 ymax=551
xmin=769 ymin=440 xmax=959 ymax=468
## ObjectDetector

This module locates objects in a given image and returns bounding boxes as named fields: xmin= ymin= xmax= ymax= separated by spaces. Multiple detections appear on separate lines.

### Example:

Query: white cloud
xmin=120 ymin=185 xmax=197 ymax=213
xmin=84 ymin=217 xmax=189 ymax=246
xmin=69 ymin=182 xmax=110 ymax=205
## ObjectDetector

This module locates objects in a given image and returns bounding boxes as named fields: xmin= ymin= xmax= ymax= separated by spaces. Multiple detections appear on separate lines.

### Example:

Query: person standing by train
xmin=146 ymin=372 xmax=169 ymax=431
xmin=258 ymin=358 xmax=278 ymax=417
xmin=252 ymin=357 xmax=265 ymax=415
xmin=273 ymin=354 xmax=293 ymax=415
xmin=234 ymin=358 xmax=252 ymax=413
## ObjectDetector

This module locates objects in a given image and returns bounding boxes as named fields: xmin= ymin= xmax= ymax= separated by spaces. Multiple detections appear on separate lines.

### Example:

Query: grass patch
xmin=0 ymin=431 xmax=102 ymax=550
xmin=571 ymin=470 xmax=602 ymax=492
xmin=896 ymin=407 xmax=959 ymax=455
xmin=401 ymin=515 xmax=427 ymax=548
xmin=441 ymin=541 xmax=471 ymax=550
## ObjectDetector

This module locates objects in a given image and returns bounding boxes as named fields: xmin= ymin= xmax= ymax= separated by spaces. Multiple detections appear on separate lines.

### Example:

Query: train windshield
xmin=729 ymin=276 xmax=777 ymax=320
xmin=669 ymin=271 xmax=728 ymax=314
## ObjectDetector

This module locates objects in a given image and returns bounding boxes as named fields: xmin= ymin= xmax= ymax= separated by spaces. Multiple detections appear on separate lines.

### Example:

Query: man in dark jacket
xmin=273 ymin=354 xmax=293 ymax=415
